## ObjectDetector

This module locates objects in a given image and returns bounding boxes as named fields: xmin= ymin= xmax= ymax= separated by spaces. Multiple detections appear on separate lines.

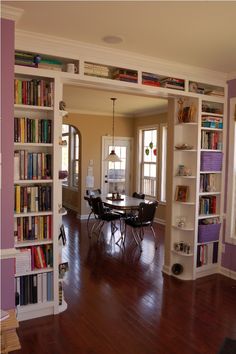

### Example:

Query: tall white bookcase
xmin=14 ymin=65 xmax=66 ymax=321
xmin=169 ymin=93 xmax=225 ymax=280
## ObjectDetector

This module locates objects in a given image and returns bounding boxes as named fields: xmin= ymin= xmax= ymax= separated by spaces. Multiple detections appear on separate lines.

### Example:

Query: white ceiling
xmin=3 ymin=0 xmax=236 ymax=115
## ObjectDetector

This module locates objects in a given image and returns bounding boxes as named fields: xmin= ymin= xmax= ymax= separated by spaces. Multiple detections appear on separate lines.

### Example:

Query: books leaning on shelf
xmin=201 ymin=131 xmax=222 ymax=150
xmin=14 ymin=117 xmax=52 ymax=144
xmin=199 ymin=195 xmax=217 ymax=215
xmin=200 ymin=174 xmax=217 ymax=193
xmin=201 ymin=116 xmax=223 ymax=129
xmin=197 ymin=242 xmax=218 ymax=267
xmin=14 ymin=151 xmax=52 ymax=180
xmin=14 ymin=78 xmax=54 ymax=107
xmin=15 ymin=272 xmax=53 ymax=306
xmin=15 ymin=245 xmax=53 ymax=273
xmin=14 ymin=215 xmax=52 ymax=242
xmin=14 ymin=185 xmax=52 ymax=213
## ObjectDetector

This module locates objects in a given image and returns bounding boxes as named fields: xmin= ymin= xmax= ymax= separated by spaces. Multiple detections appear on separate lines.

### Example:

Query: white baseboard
xmin=162 ymin=264 xmax=171 ymax=276
xmin=220 ymin=266 xmax=236 ymax=280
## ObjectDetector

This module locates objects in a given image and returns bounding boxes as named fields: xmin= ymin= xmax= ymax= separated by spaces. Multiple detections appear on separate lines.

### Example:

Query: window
xmin=226 ymin=98 xmax=236 ymax=243
xmin=62 ymin=124 xmax=79 ymax=188
xmin=139 ymin=125 xmax=167 ymax=201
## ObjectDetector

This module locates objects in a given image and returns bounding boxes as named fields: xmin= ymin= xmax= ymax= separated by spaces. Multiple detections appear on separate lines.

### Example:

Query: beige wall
xmin=63 ymin=111 xmax=168 ymax=223
xmin=133 ymin=112 xmax=168 ymax=222
xmin=63 ymin=113 xmax=134 ymax=216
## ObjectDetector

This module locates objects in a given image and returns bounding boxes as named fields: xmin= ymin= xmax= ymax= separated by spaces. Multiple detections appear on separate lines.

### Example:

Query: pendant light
xmin=105 ymin=97 xmax=121 ymax=162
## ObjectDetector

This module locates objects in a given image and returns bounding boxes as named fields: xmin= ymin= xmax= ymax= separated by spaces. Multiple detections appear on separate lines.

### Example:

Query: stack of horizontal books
xmin=15 ymin=51 xmax=37 ymax=68
xmin=112 ymin=68 xmax=138 ymax=83
xmin=160 ymin=77 xmax=185 ymax=90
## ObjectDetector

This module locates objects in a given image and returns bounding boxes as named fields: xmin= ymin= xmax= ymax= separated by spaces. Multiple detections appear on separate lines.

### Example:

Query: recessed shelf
xmin=14 ymin=211 xmax=53 ymax=217
xmin=15 ymin=240 xmax=53 ymax=248
xmin=198 ymin=213 xmax=220 ymax=219
xmin=171 ymin=250 xmax=194 ymax=257
xmin=174 ymin=175 xmax=196 ymax=179
xmin=14 ymin=143 xmax=53 ymax=147
xmin=14 ymin=179 xmax=53 ymax=184
xmin=15 ymin=267 xmax=53 ymax=277
xmin=172 ymin=225 xmax=194 ymax=231
xmin=174 ymin=201 xmax=195 ymax=205
xmin=14 ymin=104 xmax=53 ymax=111
xmin=199 ymin=192 xmax=221 ymax=196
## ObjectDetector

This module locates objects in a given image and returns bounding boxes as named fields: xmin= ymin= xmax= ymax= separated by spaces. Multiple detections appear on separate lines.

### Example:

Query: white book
xmin=42 ymin=273 xmax=47 ymax=302
xmin=14 ymin=152 xmax=20 ymax=181
xmin=37 ymin=273 xmax=42 ymax=303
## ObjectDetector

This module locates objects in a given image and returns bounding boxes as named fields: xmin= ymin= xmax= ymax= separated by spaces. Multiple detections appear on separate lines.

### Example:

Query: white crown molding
xmin=67 ymin=108 xmax=132 ymax=118
xmin=1 ymin=5 xmax=24 ymax=22
xmin=15 ymin=29 xmax=227 ymax=85
xmin=227 ymin=72 xmax=236 ymax=81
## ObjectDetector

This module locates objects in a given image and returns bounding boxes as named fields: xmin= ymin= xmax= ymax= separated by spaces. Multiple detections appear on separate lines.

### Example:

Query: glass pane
xmin=73 ymin=160 xmax=79 ymax=187
xmin=150 ymin=164 xmax=156 ymax=178
xmin=143 ymin=129 xmax=157 ymax=163
xmin=75 ymin=134 xmax=79 ymax=159
xmin=61 ymin=136 xmax=69 ymax=171
xmin=62 ymin=124 xmax=69 ymax=134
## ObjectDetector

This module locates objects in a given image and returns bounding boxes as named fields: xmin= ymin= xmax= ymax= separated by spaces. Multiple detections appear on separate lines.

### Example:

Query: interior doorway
xmin=101 ymin=136 xmax=132 ymax=195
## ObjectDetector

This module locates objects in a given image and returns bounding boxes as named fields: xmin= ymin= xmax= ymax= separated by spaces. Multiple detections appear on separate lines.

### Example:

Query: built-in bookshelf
xmin=14 ymin=66 xmax=65 ymax=321
xmin=170 ymin=95 xmax=225 ymax=280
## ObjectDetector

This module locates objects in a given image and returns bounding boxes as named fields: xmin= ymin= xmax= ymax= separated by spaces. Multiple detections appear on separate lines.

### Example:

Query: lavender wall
xmin=1 ymin=18 xmax=14 ymax=249
xmin=221 ymin=78 xmax=236 ymax=272
xmin=0 ymin=18 xmax=15 ymax=309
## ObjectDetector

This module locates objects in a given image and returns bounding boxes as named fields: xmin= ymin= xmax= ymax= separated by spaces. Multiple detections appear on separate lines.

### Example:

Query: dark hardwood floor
xmin=14 ymin=211 xmax=236 ymax=354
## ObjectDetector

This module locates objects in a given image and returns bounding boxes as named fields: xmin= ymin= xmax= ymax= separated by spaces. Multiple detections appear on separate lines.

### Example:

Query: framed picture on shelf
xmin=175 ymin=185 xmax=189 ymax=202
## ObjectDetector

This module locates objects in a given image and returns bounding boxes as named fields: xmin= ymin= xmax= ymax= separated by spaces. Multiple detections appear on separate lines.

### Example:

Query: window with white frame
xmin=62 ymin=124 xmax=79 ymax=188
xmin=226 ymin=98 xmax=236 ymax=242
xmin=139 ymin=125 xmax=167 ymax=200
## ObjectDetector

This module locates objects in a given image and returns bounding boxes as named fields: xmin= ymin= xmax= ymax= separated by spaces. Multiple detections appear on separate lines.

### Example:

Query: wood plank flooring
xmin=14 ymin=211 xmax=236 ymax=354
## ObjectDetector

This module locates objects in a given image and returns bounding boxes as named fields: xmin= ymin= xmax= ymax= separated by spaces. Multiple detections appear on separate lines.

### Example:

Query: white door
xmin=101 ymin=137 xmax=132 ymax=195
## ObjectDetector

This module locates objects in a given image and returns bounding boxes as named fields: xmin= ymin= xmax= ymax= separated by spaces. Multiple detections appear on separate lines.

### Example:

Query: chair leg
xmin=87 ymin=211 xmax=93 ymax=235
xmin=131 ymin=229 xmax=142 ymax=251
xmin=150 ymin=225 xmax=158 ymax=249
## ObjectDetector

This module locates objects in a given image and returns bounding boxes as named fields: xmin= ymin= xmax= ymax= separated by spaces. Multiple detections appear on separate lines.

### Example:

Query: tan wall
xmin=133 ymin=112 xmax=168 ymax=222
xmin=63 ymin=113 xmax=134 ymax=216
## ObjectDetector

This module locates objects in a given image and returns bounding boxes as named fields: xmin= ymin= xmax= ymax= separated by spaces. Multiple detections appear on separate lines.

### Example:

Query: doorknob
xmin=105 ymin=180 xmax=108 ymax=183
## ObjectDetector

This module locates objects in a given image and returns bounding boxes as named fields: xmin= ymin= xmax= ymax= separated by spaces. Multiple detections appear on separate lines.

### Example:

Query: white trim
xmin=220 ymin=266 xmax=236 ymax=280
xmin=1 ymin=5 xmax=24 ymax=22
xmin=0 ymin=248 xmax=18 ymax=260
xmin=162 ymin=264 xmax=171 ymax=276
xmin=225 ymin=98 xmax=236 ymax=243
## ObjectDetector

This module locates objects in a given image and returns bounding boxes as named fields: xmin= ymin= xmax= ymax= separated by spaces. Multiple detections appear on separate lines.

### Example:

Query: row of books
xmin=201 ymin=115 xmax=223 ymax=129
xmin=14 ymin=215 xmax=52 ymax=242
xmin=202 ymin=104 xmax=223 ymax=115
xmin=199 ymin=196 xmax=217 ymax=215
xmin=201 ymin=131 xmax=222 ymax=150
xmin=15 ymin=272 xmax=53 ymax=306
xmin=196 ymin=243 xmax=218 ymax=267
xmin=142 ymin=72 xmax=161 ymax=87
xmin=160 ymin=77 xmax=185 ymax=90
xmin=199 ymin=174 xmax=217 ymax=193
xmin=14 ymin=185 xmax=51 ymax=214
xmin=14 ymin=117 xmax=52 ymax=144
xmin=14 ymin=79 xmax=54 ymax=107
xmin=15 ymin=245 xmax=53 ymax=274
xmin=112 ymin=68 xmax=138 ymax=83
xmin=84 ymin=62 xmax=110 ymax=78
xmin=14 ymin=151 xmax=52 ymax=180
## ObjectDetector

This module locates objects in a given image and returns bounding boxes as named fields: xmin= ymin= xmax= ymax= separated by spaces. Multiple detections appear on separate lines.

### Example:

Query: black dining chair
xmin=124 ymin=201 xmax=158 ymax=251
xmin=132 ymin=192 xmax=145 ymax=200
xmin=89 ymin=196 xmax=121 ymax=239
xmin=84 ymin=189 xmax=102 ymax=233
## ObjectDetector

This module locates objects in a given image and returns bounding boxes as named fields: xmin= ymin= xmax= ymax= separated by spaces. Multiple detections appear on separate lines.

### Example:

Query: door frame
xmin=101 ymin=136 xmax=133 ymax=195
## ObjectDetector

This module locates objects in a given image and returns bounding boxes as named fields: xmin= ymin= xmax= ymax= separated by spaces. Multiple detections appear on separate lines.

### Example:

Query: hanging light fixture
xmin=105 ymin=97 xmax=121 ymax=162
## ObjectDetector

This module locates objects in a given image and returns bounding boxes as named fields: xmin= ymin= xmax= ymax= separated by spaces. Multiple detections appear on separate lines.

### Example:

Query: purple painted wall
xmin=1 ymin=259 xmax=15 ymax=310
xmin=221 ymin=78 xmax=236 ymax=272
xmin=0 ymin=18 xmax=15 ymax=310
xmin=1 ymin=18 xmax=14 ymax=249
